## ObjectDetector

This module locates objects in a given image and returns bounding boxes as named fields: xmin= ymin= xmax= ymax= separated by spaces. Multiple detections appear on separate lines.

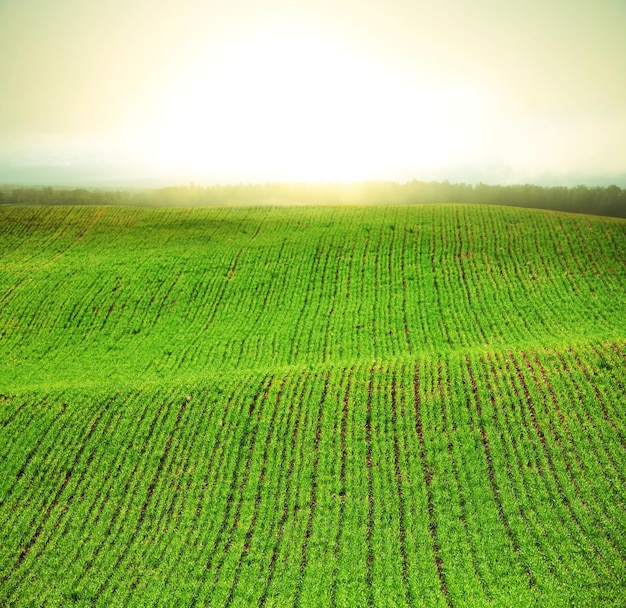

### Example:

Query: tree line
xmin=1 ymin=180 xmax=625 ymax=218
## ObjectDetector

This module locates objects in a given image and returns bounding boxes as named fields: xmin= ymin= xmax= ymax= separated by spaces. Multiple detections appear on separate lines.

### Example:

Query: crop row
xmin=1 ymin=204 xmax=624 ymax=390
xmin=1 ymin=341 xmax=624 ymax=606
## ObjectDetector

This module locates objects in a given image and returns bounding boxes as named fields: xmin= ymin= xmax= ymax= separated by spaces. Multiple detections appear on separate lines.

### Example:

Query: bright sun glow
xmin=129 ymin=24 xmax=488 ymax=182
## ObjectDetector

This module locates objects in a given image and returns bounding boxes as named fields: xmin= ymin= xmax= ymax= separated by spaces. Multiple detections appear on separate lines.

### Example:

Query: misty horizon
xmin=1 ymin=157 xmax=626 ymax=191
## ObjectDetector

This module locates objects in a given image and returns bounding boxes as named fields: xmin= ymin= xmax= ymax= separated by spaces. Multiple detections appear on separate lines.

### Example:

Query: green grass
xmin=0 ymin=203 xmax=625 ymax=606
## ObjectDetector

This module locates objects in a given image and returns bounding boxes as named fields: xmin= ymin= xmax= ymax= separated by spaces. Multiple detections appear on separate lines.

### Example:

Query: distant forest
xmin=1 ymin=181 xmax=625 ymax=218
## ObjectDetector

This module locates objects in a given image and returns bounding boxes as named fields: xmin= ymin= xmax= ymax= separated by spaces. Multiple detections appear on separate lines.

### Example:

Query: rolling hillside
xmin=1 ymin=203 xmax=625 ymax=606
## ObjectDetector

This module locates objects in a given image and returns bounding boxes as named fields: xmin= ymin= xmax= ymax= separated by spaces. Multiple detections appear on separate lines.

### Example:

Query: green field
xmin=1 ymin=203 xmax=625 ymax=606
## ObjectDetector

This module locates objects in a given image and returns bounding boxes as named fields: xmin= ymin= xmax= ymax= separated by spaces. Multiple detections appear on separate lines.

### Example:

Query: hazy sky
xmin=1 ymin=0 xmax=625 ymax=185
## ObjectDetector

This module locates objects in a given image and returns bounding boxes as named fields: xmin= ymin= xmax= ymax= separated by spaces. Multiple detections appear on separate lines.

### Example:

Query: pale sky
xmin=1 ymin=0 xmax=625 ymax=185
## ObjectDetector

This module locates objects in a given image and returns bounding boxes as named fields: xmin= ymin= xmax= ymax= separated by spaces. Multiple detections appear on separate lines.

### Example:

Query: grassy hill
xmin=1 ymin=203 xmax=625 ymax=606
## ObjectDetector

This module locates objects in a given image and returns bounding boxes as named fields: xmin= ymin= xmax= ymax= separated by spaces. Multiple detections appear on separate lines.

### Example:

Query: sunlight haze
xmin=1 ymin=0 xmax=625 ymax=185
